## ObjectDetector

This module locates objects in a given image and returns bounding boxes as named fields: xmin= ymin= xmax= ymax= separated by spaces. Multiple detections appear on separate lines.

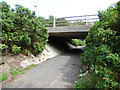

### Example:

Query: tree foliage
xmin=71 ymin=39 xmax=86 ymax=46
xmin=98 ymin=2 xmax=120 ymax=34
xmin=1 ymin=1 xmax=48 ymax=55
xmin=75 ymin=1 xmax=120 ymax=88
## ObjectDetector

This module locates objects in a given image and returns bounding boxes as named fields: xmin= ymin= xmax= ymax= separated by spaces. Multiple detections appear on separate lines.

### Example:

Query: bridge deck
xmin=47 ymin=25 xmax=92 ymax=38
xmin=47 ymin=25 xmax=91 ymax=33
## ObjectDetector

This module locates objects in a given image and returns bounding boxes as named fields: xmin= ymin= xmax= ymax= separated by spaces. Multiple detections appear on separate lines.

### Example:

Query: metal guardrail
xmin=41 ymin=14 xmax=99 ymax=27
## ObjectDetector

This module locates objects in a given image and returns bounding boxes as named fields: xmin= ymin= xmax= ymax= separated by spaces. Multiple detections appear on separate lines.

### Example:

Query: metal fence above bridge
xmin=41 ymin=14 xmax=99 ymax=27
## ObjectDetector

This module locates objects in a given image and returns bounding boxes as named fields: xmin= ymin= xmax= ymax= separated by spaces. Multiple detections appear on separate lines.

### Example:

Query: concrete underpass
xmin=4 ymin=25 xmax=90 ymax=88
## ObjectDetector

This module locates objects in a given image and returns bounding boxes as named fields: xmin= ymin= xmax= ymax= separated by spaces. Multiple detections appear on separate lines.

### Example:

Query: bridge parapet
xmin=41 ymin=14 xmax=99 ymax=27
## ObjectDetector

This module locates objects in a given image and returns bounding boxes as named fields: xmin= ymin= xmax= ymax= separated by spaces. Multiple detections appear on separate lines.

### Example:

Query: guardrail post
xmin=53 ymin=17 xmax=56 ymax=27
xmin=85 ymin=15 xmax=88 ymax=25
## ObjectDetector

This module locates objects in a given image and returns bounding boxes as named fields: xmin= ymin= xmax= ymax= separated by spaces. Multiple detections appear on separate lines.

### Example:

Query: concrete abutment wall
xmin=20 ymin=37 xmax=71 ymax=67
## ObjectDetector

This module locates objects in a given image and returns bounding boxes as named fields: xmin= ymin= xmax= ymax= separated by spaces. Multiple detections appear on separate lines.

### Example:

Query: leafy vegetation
xmin=71 ymin=39 xmax=86 ymax=46
xmin=11 ymin=45 xmax=21 ymax=54
xmin=0 ymin=72 xmax=8 ymax=82
xmin=1 ymin=1 xmax=48 ymax=55
xmin=75 ymin=1 xmax=120 ymax=88
xmin=74 ymin=20 xmax=92 ymax=25
xmin=74 ymin=72 xmax=96 ymax=88
xmin=0 ymin=44 xmax=8 ymax=54
xmin=10 ymin=67 xmax=25 ymax=79
xmin=26 ymin=64 xmax=36 ymax=70
xmin=23 ymin=49 xmax=30 ymax=56
xmin=0 ymin=44 xmax=8 ymax=50
xmin=9 ymin=64 xmax=36 ymax=79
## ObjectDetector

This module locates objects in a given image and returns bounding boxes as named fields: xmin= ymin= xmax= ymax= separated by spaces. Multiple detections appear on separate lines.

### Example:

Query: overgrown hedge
xmin=75 ymin=1 xmax=120 ymax=88
xmin=71 ymin=39 xmax=86 ymax=46
xmin=0 ymin=1 xmax=48 ymax=55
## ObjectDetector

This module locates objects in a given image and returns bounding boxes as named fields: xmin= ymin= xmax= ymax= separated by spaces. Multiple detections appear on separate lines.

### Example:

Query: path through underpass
xmin=4 ymin=47 xmax=83 ymax=88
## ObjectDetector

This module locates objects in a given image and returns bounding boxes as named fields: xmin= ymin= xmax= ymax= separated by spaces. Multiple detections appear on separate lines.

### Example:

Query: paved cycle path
xmin=5 ymin=49 xmax=82 ymax=88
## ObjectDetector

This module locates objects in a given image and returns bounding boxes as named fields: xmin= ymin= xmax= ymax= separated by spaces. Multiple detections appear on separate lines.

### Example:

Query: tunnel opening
xmin=48 ymin=36 xmax=84 ymax=54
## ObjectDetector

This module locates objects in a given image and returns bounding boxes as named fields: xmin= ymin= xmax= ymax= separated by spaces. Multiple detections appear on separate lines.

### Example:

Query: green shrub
xmin=18 ymin=68 xmax=23 ymax=72
xmin=24 ymin=49 xmax=30 ymax=56
xmin=81 ymin=27 xmax=120 ymax=88
xmin=0 ymin=72 xmax=8 ymax=82
xmin=1 ymin=1 xmax=48 ymax=55
xmin=10 ymin=67 xmax=25 ymax=79
xmin=75 ymin=1 xmax=120 ymax=88
xmin=26 ymin=66 xmax=31 ymax=70
xmin=0 ymin=44 xmax=8 ymax=50
xmin=10 ymin=70 xmax=19 ymax=75
xmin=74 ymin=73 xmax=97 ymax=88
xmin=71 ymin=39 xmax=86 ymax=46
xmin=12 ymin=45 xmax=21 ymax=54
xmin=33 ymin=42 xmax=45 ymax=55
xmin=26 ymin=64 xmax=36 ymax=70
xmin=0 ymin=44 xmax=8 ymax=54
xmin=98 ymin=1 xmax=120 ymax=34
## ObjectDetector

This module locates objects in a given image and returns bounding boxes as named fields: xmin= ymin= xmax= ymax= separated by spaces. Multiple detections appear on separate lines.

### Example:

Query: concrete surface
xmin=20 ymin=44 xmax=63 ymax=68
xmin=47 ymin=25 xmax=91 ymax=33
xmin=47 ymin=25 xmax=91 ymax=38
xmin=4 ymin=48 xmax=83 ymax=88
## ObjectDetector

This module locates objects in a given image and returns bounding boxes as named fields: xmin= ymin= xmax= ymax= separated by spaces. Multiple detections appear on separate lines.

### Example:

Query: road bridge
xmin=42 ymin=14 xmax=98 ymax=39
xmin=47 ymin=25 xmax=91 ymax=38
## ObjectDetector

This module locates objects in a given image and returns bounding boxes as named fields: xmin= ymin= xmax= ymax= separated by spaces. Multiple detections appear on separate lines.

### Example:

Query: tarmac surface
xmin=4 ymin=48 xmax=83 ymax=88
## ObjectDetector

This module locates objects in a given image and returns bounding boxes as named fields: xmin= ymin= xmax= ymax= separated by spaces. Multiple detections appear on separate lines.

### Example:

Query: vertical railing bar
xmin=85 ymin=15 xmax=88 ymax=25
xmin=53 ymin=17 xmax=56 ymax=27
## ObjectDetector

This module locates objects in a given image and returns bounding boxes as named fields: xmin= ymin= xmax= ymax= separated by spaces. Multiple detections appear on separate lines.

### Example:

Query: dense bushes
xmin=1 ymin=1 xmax=48 ymax=55
xmin=0 ymin=72 xmax=8 ymax=82
xmin=75 ymin=1 xmax=120 ymax=88
xmin=71 ymin=39 xmax=86 ymax=46
xmin=97 ymin=2 xmax=120 ymax=34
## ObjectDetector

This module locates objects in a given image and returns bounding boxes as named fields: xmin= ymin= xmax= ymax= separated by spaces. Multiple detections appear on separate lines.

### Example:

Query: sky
xmin=1 ymin=0 xmax=120 ymax=18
